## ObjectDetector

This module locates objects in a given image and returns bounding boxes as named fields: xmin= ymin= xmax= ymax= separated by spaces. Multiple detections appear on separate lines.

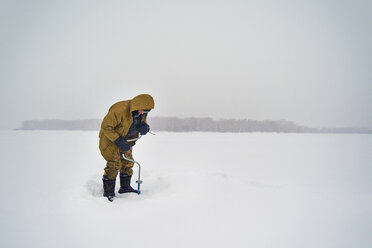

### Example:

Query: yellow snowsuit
xmin=99 ymin=94 xmax=155 ymax=179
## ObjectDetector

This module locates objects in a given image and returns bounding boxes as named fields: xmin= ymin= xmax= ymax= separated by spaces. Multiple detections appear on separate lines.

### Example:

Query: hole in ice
xmin=85 ymin=179 xmax=103 ymax=197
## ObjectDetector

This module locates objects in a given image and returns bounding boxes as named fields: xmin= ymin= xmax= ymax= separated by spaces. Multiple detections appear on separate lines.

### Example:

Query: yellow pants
xmin=100 ymin=144 xmax=134 ymax=179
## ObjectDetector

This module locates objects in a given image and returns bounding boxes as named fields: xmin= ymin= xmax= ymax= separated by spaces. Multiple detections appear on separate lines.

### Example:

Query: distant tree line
xmin=16 ymin=117 xmax=372 ymax=134
xmin=149 ymin=117 xmax=314 ymax=133
xmin=17 ymin=119 xmax=102 ymax=131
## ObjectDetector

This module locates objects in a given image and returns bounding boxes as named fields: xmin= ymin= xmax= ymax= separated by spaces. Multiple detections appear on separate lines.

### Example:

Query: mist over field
xmin=1 ymin=0 xmax=371 ymax=130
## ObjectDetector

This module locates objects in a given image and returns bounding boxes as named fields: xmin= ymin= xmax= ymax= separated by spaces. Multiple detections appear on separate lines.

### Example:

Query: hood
xmin=130 ymin=94 xmax=155 ymax=113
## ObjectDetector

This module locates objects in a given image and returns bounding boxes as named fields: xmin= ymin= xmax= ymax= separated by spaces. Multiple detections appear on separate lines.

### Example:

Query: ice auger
xmin=122 ymin=134 xmax=144 ymax=195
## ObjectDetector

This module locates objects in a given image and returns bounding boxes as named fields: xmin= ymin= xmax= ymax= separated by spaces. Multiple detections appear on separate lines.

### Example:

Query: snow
xmin=0 ymin=131 xmax=371 ymax=248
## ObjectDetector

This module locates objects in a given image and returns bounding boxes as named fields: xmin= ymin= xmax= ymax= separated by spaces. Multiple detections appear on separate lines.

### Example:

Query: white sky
xmin=0 ymin=0 xmax=371 ymax=129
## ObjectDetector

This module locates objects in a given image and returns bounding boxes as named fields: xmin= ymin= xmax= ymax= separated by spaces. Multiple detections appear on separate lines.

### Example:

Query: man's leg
xmin=120 ymin=148 xmax=134 ymax=175
xmin=104 ymin=152 xmax=122 ymax=179
xmin=118 ymin=148 xmax=138 ymax=193
xmin=102 ymin=148 xmax=122 ymax=201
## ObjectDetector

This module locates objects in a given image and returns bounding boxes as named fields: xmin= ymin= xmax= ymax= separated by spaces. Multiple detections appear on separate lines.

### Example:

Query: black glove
xmin=114 ymin=136 xmax=130 ymax=152
xmin=138 ymin=122 xmax=150 ymax=135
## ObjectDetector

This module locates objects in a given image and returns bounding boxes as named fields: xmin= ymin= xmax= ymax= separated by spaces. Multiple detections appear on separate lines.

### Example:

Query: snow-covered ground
xmin=0 ymin=131 xmax=371 ymax=248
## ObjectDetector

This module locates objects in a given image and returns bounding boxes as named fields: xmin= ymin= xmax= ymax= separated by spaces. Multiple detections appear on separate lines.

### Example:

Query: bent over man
xmin=99 ymin=94 xmax=155 ymax=201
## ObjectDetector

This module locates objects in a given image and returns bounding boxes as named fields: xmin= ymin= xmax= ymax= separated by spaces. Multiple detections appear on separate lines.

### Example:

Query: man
xmin=99 ymin=94 xmax=155 ymax=201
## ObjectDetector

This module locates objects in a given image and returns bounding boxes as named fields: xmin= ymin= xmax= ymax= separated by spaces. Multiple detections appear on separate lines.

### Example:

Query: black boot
xmin=102 ymin=175 xmax=116 ymax=201
xmin=118 ymin=173 xmax=138 ymax=194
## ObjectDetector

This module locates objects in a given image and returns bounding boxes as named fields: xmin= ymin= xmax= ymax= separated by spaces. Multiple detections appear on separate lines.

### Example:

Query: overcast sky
xmin=1 ymin=0 xmax=371 ymax=129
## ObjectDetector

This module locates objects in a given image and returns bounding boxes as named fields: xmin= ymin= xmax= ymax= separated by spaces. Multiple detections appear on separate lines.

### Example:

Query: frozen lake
xmin=0 ymin=131 xmax=371 ymax=248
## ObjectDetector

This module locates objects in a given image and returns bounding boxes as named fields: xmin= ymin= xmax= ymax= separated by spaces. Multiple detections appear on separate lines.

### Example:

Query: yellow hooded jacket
xmin=99 ymin=94 xmax=154 ymax=160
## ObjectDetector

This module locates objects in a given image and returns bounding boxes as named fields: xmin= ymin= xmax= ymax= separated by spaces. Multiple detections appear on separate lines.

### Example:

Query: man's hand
xmin=138 ymin=122 xmax=150 ymax=135
xmin=114 ymin=136 xmax=131 ymax=152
